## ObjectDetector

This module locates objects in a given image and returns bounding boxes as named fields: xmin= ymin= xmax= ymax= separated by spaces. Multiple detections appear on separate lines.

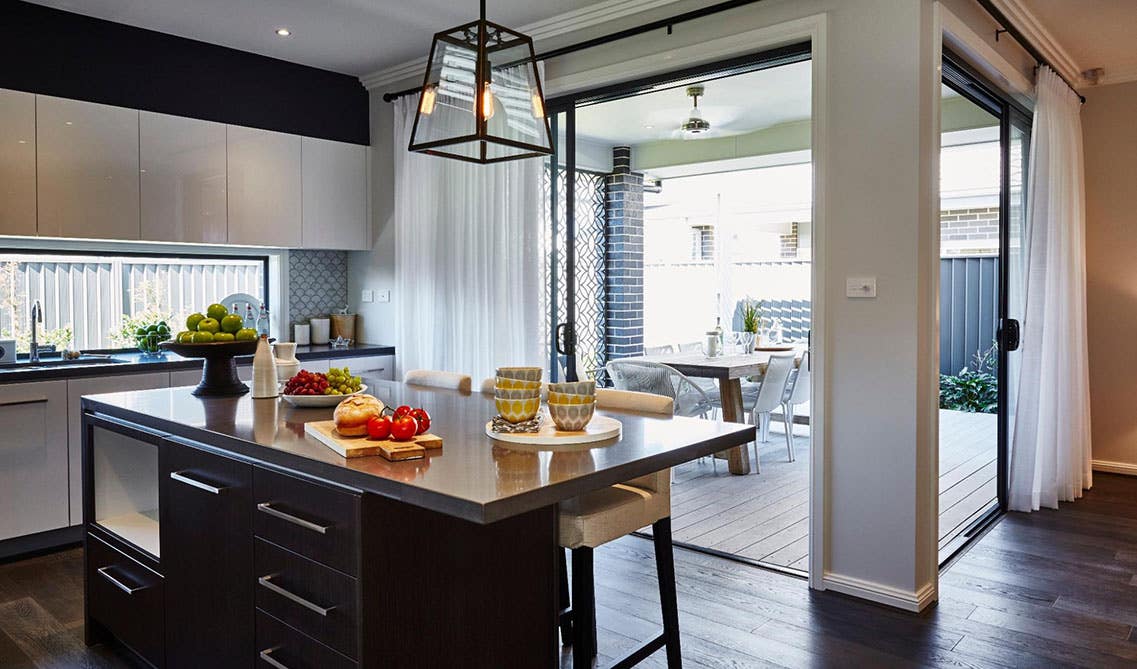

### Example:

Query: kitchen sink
xmin=2 ymin=356 xmax=130 ymax=371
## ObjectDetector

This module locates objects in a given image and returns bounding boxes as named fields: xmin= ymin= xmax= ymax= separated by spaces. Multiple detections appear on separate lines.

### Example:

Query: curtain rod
xmin=381 ymin=0 xmax=767 ymax=103
xmin=974 ymin=0 xmax=1085 ymax=103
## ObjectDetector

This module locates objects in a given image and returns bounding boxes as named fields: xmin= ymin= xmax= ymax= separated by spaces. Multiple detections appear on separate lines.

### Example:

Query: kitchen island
xmin=81 ymin=379 xmax=754 ymax=668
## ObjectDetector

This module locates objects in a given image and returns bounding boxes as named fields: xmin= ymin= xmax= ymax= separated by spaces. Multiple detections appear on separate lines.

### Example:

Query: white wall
xmin=353 ymin=0 xmax=955 ymax=610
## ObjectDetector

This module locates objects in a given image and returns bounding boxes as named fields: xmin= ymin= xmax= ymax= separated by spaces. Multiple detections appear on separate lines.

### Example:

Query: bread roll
xmin=334 ymin=395 xmax=383 ymax=437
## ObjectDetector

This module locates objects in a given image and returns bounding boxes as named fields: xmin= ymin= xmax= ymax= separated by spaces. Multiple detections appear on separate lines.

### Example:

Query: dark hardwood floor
xmin=4 ymin=474 xmax=1136 ymax=668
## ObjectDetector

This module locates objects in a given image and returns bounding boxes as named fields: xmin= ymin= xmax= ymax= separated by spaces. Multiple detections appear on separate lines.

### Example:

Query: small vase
xmin=251 ymin=335 xmax=279 ymax=399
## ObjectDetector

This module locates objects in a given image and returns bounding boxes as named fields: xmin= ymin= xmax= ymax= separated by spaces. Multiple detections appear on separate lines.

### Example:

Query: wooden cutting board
xmin=305 ymin=420 xmax=442 ymax=461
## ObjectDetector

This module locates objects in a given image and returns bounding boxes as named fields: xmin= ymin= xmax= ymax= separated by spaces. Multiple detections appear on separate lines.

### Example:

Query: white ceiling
xmin=28 ymin=0 xmax=605 ymax=76
xmin=999 ymin=0 xmax=1137 ymax=86
xmin=574 ymin=60 xmax=812 ymax=145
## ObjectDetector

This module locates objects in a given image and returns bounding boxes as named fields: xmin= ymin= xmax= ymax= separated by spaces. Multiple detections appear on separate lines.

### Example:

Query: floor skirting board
xmin=1092 ymin=459 xmax=1137 ymax=476
xmin=821 ymin=573 xmax=937 ymax=612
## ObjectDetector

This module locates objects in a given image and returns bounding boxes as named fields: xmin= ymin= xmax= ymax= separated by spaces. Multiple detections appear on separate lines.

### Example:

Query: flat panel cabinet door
xmin=140 ymin=111 xmax=227 ymax=244
xmin=68 ymin=372 xmax=170 ymax=525
xmin=0 ymin=381 xmax=68 ymax=540
xmin=227 ymin=125 xmax=301 ymax=247
xmin=160 ymin=438 xmax=253 ymax=668
xmin=36 ymin=95 xmax=140 ymax=240
xmin=0 ymin=89 xmax=36 ymax=235
xmin=301 ymin=137 xmax=368 ymax=250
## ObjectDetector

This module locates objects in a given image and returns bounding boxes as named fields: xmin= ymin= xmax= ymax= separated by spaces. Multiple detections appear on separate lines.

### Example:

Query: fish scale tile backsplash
xmin=289 ymin=250 xmax=348 ymax=325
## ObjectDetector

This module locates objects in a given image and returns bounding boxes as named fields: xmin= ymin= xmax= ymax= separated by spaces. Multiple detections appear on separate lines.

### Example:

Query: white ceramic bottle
xmin=251 ymin=334 xmax=279 ymax=399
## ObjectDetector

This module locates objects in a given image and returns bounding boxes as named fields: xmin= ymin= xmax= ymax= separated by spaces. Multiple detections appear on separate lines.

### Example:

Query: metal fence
xmin=940 ymin=255 xmax=999 ymax=375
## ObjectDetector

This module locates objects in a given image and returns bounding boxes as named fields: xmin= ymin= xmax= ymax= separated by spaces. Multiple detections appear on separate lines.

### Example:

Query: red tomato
xmin=390 ymin=415 xmax=418 ymax=441
xmin=394 ymin=405 xmax=413 ymax=419
xmin=367 ymin=416 xmax=392 ymax=440
xmin=410 ymin=408 xmax=431 ymax=435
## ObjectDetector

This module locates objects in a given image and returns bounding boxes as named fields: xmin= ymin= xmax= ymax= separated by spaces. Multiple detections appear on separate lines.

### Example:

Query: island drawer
xmin=256 ymin=610 xmax=357 ymax=669
xmin=86 ymin=533 xmax=165 ymax=668
xmin=254 ymin=467 xmax=360 ymax=575
xmin=254 ymin=538 xmax=359 ymax=659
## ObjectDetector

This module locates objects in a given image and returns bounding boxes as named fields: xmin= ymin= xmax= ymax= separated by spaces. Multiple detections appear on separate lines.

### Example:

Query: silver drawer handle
xmin=169 ymin=470 xmax=226 ymax=495
xmin=258 ymin=574 xmax=336 ymax=617
xmin=258 ymin=647 xmax=291 ymax=669
xmin=97 ymin=566 xmax=147 ymax=595
xmin=257 ymin=502 xmax=331 ymax=535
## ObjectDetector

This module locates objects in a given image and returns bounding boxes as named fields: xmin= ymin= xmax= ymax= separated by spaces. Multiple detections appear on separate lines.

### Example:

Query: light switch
xmin=376 ymin=289 xmax=391 ymax=303
xmin=361 ymin=289 xmax=374 ymax=303
xmin=846 ymin=276 xmax=877 ymax=298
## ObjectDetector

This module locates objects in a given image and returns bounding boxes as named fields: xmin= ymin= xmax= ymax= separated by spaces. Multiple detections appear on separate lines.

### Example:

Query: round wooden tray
xmin=485 ymin=414 xmax=621 ymax=449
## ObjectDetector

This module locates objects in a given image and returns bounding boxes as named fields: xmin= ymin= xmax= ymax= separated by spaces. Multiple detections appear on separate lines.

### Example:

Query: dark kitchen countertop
xmin=0 ymin=343 xmax=395 ymax=384
xmin=82 ymin=379 xmax=755 ymax=524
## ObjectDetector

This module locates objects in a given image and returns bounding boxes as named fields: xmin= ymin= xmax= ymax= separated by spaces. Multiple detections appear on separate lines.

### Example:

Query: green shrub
xmin=939 ymin=343 xmax=998 ymax=413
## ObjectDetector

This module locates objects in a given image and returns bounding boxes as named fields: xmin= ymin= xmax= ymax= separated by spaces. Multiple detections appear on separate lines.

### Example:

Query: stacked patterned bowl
xmin=546 ymin=380 xmax=597 ymax=431
xmin=494 ymin=367 xmax=543 ymax=423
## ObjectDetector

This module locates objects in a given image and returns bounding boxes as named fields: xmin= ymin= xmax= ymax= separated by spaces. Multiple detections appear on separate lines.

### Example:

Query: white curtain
xmin=1008 ymin=66 xmax=1092 ymax=511
xmin=391 ymin=99 xmax=544 ymax=386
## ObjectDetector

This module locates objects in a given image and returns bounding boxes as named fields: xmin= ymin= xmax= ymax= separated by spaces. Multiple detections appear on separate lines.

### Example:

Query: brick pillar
xmin=779 ymin=222 xmax=799 ymax=258
xmin=605 ymin=146 xmax=644 ymax=360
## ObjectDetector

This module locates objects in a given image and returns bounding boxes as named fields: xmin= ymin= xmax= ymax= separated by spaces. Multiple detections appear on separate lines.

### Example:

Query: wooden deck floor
xmin=655 ymin=409 xmax=998 ymax=570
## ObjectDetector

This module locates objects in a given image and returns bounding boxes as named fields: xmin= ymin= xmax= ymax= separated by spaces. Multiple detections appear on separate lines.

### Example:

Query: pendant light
xmin=408 ymin=0 xmax=553 ymax=163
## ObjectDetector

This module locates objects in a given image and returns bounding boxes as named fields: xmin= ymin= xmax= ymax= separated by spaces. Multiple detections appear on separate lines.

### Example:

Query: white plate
xmin=281 ymin=385 xmax=368 ymax=407
xmin=485 ymin=414 xmax=621 ymax=449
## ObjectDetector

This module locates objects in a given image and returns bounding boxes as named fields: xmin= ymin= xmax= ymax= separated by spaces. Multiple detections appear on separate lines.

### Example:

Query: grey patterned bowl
xmin=496 ymin=366 xmax=543 ymax=382
xmin=548 ymin=380 xmax=595 ymax=396
xmin=548 ymin=401 xmax=596 ymax=432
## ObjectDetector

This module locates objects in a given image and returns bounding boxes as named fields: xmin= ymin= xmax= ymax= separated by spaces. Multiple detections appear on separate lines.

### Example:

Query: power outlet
xmin=361 ymin=289 xmax=374 ymax=303
xmin=376 ymin=289 xmax=391 ymax=303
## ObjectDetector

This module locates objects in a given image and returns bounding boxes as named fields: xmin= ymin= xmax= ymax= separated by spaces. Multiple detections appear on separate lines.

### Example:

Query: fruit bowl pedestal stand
xmin=160 ymin=340 xmax=267 ymax=396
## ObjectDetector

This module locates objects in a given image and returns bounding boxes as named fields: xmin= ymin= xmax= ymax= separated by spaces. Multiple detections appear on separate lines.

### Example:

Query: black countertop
xmin=0 ymin=343 xmax=395 ymax=384
xmin=82 ymin=379 xmax=755 ymax=524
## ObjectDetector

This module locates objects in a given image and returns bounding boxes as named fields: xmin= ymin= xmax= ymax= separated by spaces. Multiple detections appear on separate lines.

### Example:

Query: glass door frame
xmin=940 ymin=50 xmax=1032 ymax=563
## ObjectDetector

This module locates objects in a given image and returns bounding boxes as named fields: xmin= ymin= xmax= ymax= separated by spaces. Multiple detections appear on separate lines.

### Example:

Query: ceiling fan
xmin=676 ymin=85 xmax=712 ymax=139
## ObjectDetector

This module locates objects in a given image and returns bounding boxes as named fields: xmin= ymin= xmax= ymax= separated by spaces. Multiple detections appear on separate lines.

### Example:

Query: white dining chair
xmin=748 ymin=354 xmax=796 ymax=474
xmin=780 ymin=351 xmax=811 ymax=462
xmin=605 ymin=359 xmax=717 ymax=418
xmin=403 ymin=369 xmax=472 ymax=393
xmin=559 ymin=389 xmax=680 ymax=667
xmin=644 ymin=344 xmax=676 ymax=355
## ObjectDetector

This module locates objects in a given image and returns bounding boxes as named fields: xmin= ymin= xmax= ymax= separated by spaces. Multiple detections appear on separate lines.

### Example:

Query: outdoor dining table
xmin=630 ymin=343 xmax=808 ymax=474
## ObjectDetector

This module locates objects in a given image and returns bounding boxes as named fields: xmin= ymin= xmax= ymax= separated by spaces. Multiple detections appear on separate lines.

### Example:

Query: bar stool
xmin=559 ymin=388 xmax=681 ymax=668
xmin=403 ymin=369 xmax=472 ymax=392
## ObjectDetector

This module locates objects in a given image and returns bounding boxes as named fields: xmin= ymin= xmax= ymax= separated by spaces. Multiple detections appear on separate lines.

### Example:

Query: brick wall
xmin=940 ymin=206 xmax=1000 ymax=256
xmin=605 ymin=146 xmax=645 ymax=360
xmin=779 ymin=222 xmax=800 ymax=258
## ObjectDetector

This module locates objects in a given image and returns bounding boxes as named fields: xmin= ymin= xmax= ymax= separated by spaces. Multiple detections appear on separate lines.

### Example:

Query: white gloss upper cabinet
xmin=0 ymin=89 xmax=36 ymax=236
xmin=36 ymin=95 xmax=140 ymax=240
xmin=140 ymin=111 xmax=227 ymax=244
xmin=227 ymin=125 xmax=301 ymax=248
xmin=301 ymin=137 xmax=368 ymax=250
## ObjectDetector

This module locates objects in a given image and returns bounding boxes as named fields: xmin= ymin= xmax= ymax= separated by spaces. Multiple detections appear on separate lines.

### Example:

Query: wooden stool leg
xmin=559 ymin=548 xmax=573 ymax=644
xmin=571 ymin=547 xmax=597 ymax=665
xmin=652 ymin=518 xmax=683 ymax=668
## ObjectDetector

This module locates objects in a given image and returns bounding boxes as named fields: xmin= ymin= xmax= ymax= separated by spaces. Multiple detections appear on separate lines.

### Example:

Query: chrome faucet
xmin=30 ymin=300 xmax=42 ymax=364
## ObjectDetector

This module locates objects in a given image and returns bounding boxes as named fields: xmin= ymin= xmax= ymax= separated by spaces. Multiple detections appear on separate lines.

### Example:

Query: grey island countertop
xmin=81 ymin=377 xmax=755 ymax=524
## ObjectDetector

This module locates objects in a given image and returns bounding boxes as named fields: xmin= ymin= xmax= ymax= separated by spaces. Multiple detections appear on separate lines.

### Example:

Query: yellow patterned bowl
xmin=548 ymin=401 xmax=596 ymax=432
xmin=547 ymin=391 xmax=596 ymax=406
xmin=495 ymin=387 xmax=541 ymax=400
xmin=496 ymin=396 xmax=541 ymax=423
xmin=496 ymin=367 xmax=542 ymax=382
xmin=496 ymin=377 xmax=541 ymax=391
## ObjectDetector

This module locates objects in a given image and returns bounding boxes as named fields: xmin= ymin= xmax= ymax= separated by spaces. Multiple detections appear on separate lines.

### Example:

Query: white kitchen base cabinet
xmin=67 ymin=372 xmax=170 ymax=525
xmin=0 ymin=88 xmax=36 ymax=236
xmin=36 ymin=95 xmax=141 ymax=240
xmin=0 ymin=380 xmax=69 ymax=541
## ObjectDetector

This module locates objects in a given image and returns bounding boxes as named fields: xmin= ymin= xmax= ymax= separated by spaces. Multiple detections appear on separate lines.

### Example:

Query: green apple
xmin=191 ymin=331 xmax=214 ymax=343
xmin=186 ymin=313 xmax=205 ymax=331
xmin=220 ymin=314 xmax=243 ymax=334
xmin=197 ymin=317 xmax=220 ymax=334
xmin=177 ymin=331 xmax=194 ymax=343
xmin=206 ymin=303 xmax=228 ymax=321
xmin=235 ymin=328 xmax=258 ymax=342
xmin=212 ymin=332 xmax=235 ymax=343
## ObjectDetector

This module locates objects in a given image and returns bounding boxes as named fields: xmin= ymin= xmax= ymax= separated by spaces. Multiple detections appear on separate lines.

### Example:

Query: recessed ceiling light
xmin=275 ymin=27 xmax=291 ymax=37
xmin=644 ymin=124 xmax=654 ymax=129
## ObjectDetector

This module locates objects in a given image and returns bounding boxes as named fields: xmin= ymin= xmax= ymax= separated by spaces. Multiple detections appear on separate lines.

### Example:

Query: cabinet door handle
xmin=97 ymin=566 xmax=148 ymax=595
xmin=258 ymin=647 xmax=291 ymax=669
xmin=257 ymin=574 xmax=336 ymax=616
xmin=169 ymin=470 xmax=226 ymax=495
xmin=257 ymin=502 xmax=331 ymax=534
xmin=0 ymin=398 xmax=48 ymax=407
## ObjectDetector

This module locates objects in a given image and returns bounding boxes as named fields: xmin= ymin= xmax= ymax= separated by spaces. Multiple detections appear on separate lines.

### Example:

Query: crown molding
xmin=1098 ymin=64 xmax=1137 ymax=88
xmin=360 ymin=0 xmax=685 ymax=90
xmin=987 ymin=0 xmax=1082 ymax=85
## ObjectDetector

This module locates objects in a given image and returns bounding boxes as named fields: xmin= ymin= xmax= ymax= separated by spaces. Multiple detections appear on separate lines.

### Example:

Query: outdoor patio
xmin=652 ymin=409 xmax=998 ymax=571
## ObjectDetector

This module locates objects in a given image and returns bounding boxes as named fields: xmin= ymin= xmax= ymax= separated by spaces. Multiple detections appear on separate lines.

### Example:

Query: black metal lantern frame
xmin=408 ymin=0 xmax=554 ymax=164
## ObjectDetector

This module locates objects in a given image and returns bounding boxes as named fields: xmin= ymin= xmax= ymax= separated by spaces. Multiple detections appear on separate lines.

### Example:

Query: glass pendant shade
xmin=408 ymin=4 xmax=553 ymax=164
